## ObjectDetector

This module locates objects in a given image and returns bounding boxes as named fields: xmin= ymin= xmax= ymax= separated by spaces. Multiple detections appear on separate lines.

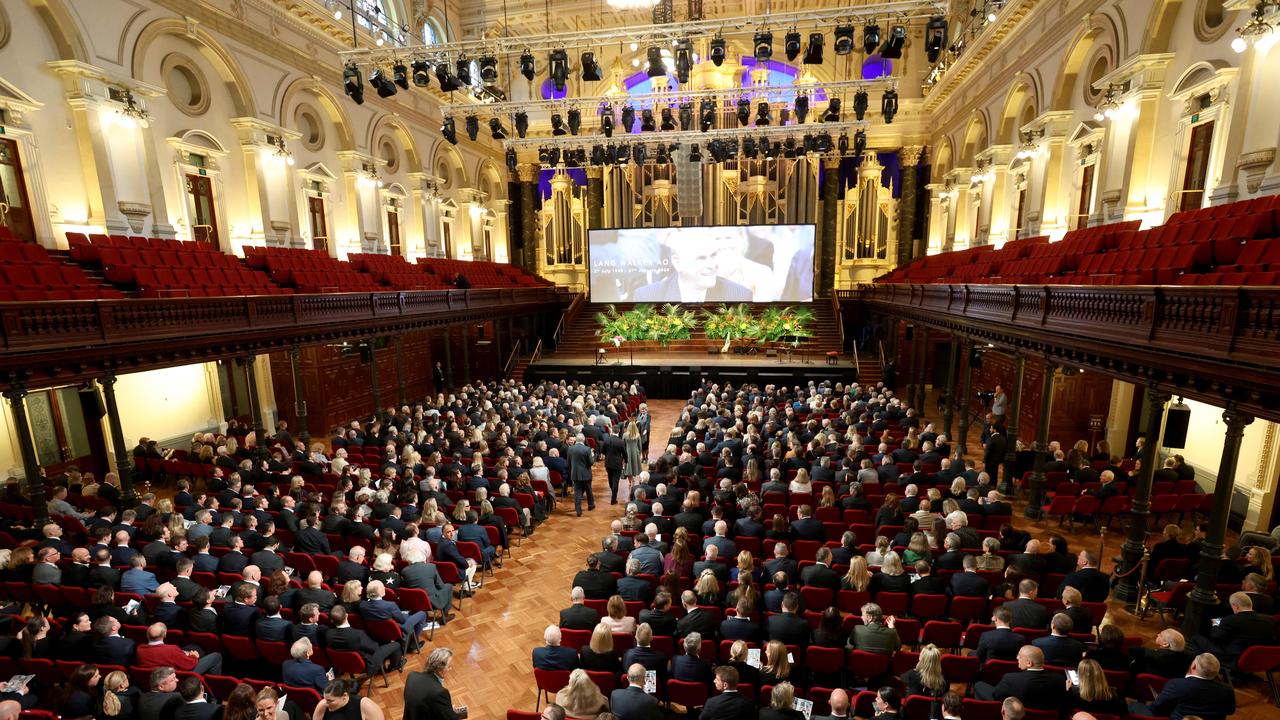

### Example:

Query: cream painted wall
xmin=110 ymin=364 xmax=222 ymax=447
xmin=1171 ymin=398 xmax=1276 ymax=529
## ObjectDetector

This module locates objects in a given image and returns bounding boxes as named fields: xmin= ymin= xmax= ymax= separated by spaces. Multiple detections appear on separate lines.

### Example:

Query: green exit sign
xmin=198 ymin=168 xmax=207 ymax=176
xmin=0 ymin=127 xmax=6 ymax=134
xmin=1191 ymin=113 xmax=1200 ymax=123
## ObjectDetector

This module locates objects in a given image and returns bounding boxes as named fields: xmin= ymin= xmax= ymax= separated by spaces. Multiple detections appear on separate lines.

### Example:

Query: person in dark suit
xmin=1059 ymin=550 xmax=1111 ymax=603
xmin=952 ymin=556 xmax=993 ymax=597
xmin=254 ymin=596 xmax=293 ymax=642
xmin=983 ymin=427 xmax=1007 ymax=487
xmin=765 ymin=592 xmax=810 ymax=646
xmin=571 ymin=555 xmax=618 ymax=600
xmin=282 ymin=637 xmax=329 ymax=692
xmin=1140 ymin=652 xmax=1236 ymax=720
xmin=719 ymin=598 xmax=761 ymax=643
xmin=675 ymin=591 xmax=718 ymax=640
xmin=1130 ymin=628 xmax=1196 ymax=678
xmin=173 ymin=675 xmax=220 ymax=720
xmin=910 ymin=561 xmax=948 ymax=596
xmin=567 ymin=435 xmax=596 ymax=517
xmin=790 ymin=506 xmax=824 ymax=541
xmin=1032 ymin=613 xmax=1086 ymax=667
xmin=603 ymin=433 xmax=627 ymax=505
xmin=763 ymin=543 xmax=799 ymax=585
xmin=559 ymin=587 xmax=601 ymax=630
xmin=91 ymin=616 xmax=136 ymax=666
xmin=403 ymin=648 xmax=464 ymax=720
xmin=618 ymin=559 xmax=654 ymax=603
xmin=611 ymin=663 xmax=662 ymax=720
xmin=973 ymin=645 xmax=1067 ymax=709
xmin=221 ymin=584 xmax=260 ymax=636
xmin=186 ymin=589 xmax=219 ymax=634
xmin=800 ymin=548 xmax=842 ymax=593
xmin=326 ymin=605 xmax=403 ymax=674
xmin=638 ymin=593 xmax=678 ymax=638
xmin=622 ymin=623 xmax=668 ymax=676
xmin=1004 ymin=579 xmax=1051 ymax=629
xmin=399 ymin=549 xmax=454 ymax=621
xmin=699 ymin=666 xmax=757 ymax=720
xmin=532 ymin=625 xmax=580 ymax=670
xmin=138 ymin=668 xmax=183 ymax=720
xmin=670 ymin=632 xmax=714 ymax=684
xmin=976 ymin=607 xmax=1026 ymax=664
xmin=1197 ymin=591 xmax=1277 ymax=664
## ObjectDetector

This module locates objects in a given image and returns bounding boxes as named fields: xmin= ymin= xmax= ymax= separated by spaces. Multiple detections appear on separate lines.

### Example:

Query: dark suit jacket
xmin=676 ymin=608 xmax=718 ymax=639
xmin=92 ymin=634 xmax=136 ymax=666
xmin=852 ymin=623 xmax=899 ymax=654
xmin=1032 ymin=634 xmax=1085 ymax=667
xmin=1060 ymin=567 xmax=1111 ymax=602
xmin=719 ymin=616 xmax=761 ymax=643
xmin=618 ymin=576 xmax=653 ymax=603
xmin=1130 ymin=647 xmax=1194 ymax=678
xmin=572 ymin=569 xmax=618 ymax=599
xmin=532 ymin=645 xmax=579 ymax=670
xmin=559 ymin=604 xmax=599 ymax=631
xmin=187 ymin=608 xmax=219 ymax=634
xmin=989 ymin=668 xmax=1067 ymax=709
xmin=698 ymin=690 xmax=758 ymax=720
xmin=975 ymin=627 xmax=1025 ymax=663
xmin=222 ymin=602 xmax=260 ymax=636
xmin=670 ymin=654 xmax=714 ymax=684
xmin=622 ymin=646 xmax=668 ymax=675
xmin=610 ymin=685 xmax=661 ymax=720
xmin=637 ymin=609 xmax=677 ymax=638
xmin=173 ymin=701 xmax=221 ymax=720
xmin=1004 ymin=598 xmax=1050 ymax=629
xmin=403 ymin=671 xmax=460 ymax=720
xmin=326 ymin=626 xmax=385 ymax=668
xmin=800 ymin=563 xmax=842 ymax=593
xmin=790 ymin=517 xmax=824 ymax=541
xmin=1210 ymin=610 xmax=1277 ymax=660
xmin=281 ymin=659 xmax=329 ymax=691
xmin=1149 ymin=675 xmax=1236 ymax=720
xmin=766 ymin=613 xmax=811 ymax=646
xmin=951 ymin=572 xmax=991 ymax=598
xmin=633 ymin=274 xmax=751 ymax=302
xmin=567 ymin=443 xmax=595 ymax=484
xmin=138 ymin=691 xmax=182 ymax=720
xmin=254 ymin=616 xmax=292 ymax=643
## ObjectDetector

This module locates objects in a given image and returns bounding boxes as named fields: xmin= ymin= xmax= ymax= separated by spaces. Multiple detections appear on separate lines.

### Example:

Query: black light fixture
xmin=779 ymin=108 xmax=791 ymax=125
xmin=370 ymin=68 xmax=397 ymax=98
xmin=803 ymin=33 xmax=825 ymax=64
xmin=591 ymin=145 xmax=605 ymax=165
xmin=838 ymin=133 xmax=849 ymax=155
xmin=678 ymin=102 xmax=693 ymax=131
xmin=700 ymin=99 xmax=715 ymax=131
xmin=742 ymin=136 xmax=758 ymax=159
xmin=601 ymin=107 xmax=615 ymax=138
xmin=604 ymin=144 xmax=617 ymax=164
xmin=794 ymin=94 xmax=810 ymax=124
xmin=519 ymin=51 xmax=536 ymax=82
xmin=879 ymin=25 xmax=906 ymax=59
xmin=784 ymin=30 xmax=802 ymax=61
xmin=925 ymin=17 xmax=948 ymax=63
xmin=863 ymin=23 xmax=881 ymax=55
xmin=567 ymin=108 xmax=582 ymax=135
xmin=549 ymin=49 xmax=569 ymax=92
xmin=736 ymin=97 xmax=751 ymax=126
xmin=435 ymin=63 xmax=460 ymax=91
xmin=621 ymin=105 xmax=636 ymax=133
xmin=479 ymin=55 xmax=499 ymax=85
xmin=823 ymin=97 xmax=842 ymax=122
xmin=760 ymin=136 xmax=773 ymax=158
xmin=489 ymin=117 xmax=507 ymax=140
xmin=581 ymin=51 xmax=602 ymax=81
xmin=441 ymin=116 xmax=457 ymax=145
xmin=660 ymin=107 xmax=676 ymax=131
xmin=882 ymin=88 xmax=899 ymax=123
xmin=853 ymin=89 xmax=869 ymax=120
xmin=632 ymin=144 xmax=646 ymax=165
xmin=755 ymin=101 xmax=771 ymax=126
xmin=343 ymin=63 xmax=364 ymax=104
xmin=754 ymin=30 xmax=773 ymax=62
xmin=392 ymin=62 xmax=410 ymax=90
xmin=537 ymin=146 xmax=549 ymax=166
xmin=783 ymin=137 xmax=798 ymax=158
xmin=655 ymin=144 xmax=670 ymax=164
xmin=514 ymin=111 xmax=529 ymax=138
xmin=455 ymin=58 xmax=472 ymax=86
xmin=464 ymin=115 xmax=479 ymax=141
xmin=688 ymin=143 xmax=702 ymax=162
xmin=709 ymin=35 xmax=727 ymax=66
xmin=675 ymin=39 xmax=693 ymax=84
xmin=410 ymin=60 xmax=431 ymax=87
xmin=854 ymin=128 xmax=868 ymax=156
xmin=547 ymin=147 xmax=561 ymax=167
xmin=551 ymin=113 xmax=567 ymax=136
xmin=506 ymin=148 xmax=518 ymax=173
xmin=803 ymin=133 xmax=816 ymax=154
xmin=640 ymin=108 xmax=656 ymax=132
xmin=816 ymin=133 xmax=833 ymax=153
xmin=646 ymin=46 xmax=667 ymax=77
xmin=834 ymin=25 xmax=855 ymax=55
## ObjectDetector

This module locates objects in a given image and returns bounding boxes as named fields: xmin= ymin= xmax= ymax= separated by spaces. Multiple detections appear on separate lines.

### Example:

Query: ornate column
xmin=586 ymin=166 xmax=604 ymax=232
xmin=4 ymin=387 xmax=48 ymax=525
xmin=1002 ymin=353 xmax=1026 ymax=497
xmin=229 ymin=118 xmax=300 ymax=245
xmin=913 ymin=328 xmax=928 ymax=413
xmin=1025 ymin=361 xmax=1057 ymax=519
xmin=98 ymin=372 xmax=136 ymax=506
xmin=818 ymin=155 xmax=841 ymax=296
xmin=897 ymin=146 xmax=924 ymax=265
xmin=1183 ymin=408 xmax=1255 ymax=634
xmin=460 ymin=325 xmax=471 ymax=388
xmin=941 ymin=338 xmax=958 ymax=442
xmin=518 ymin=163 xmax=540 ymax=272
xmin=1115 ymin=386 xmax=1171 ymax=603
xmin=242 ymin=356 xmax=267 ymax=461
xmin=442 ymin=327 xmax=454 ymax=390
xmin=287 ymin=346 xmax=310 ymax=447
xmin=395 ymin=336 xmax=407 ymax=407
xmin=337 ymin=150 xmax=382 ymax=255
xmin=925 ymin=183 xmax=946 ymax=255
xmin=956 ymin=339 xmax=974 ymax=459
xmin=368 ymin=341 xmax=381 ymax=416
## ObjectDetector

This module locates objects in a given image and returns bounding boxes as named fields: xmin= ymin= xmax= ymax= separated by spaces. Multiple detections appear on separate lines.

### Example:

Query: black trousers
xmin=574 ymin=480 xmax=595 ymax=515
xmin=606 ymin=467 xmax=622 ymax=503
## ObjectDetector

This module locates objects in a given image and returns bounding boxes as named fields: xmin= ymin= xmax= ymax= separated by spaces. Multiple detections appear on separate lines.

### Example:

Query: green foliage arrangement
xmin=594 ymin=303 xmax=698 ymax=346
xmin=755 ymin=305 xmax=815 ymax=344
xmin=701 ymin=303 xmax=759 ymax=341
xmin=596 ymin=303 xmax=814 ymax=347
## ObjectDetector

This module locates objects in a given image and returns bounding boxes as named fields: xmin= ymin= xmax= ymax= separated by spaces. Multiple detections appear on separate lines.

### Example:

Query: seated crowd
xmin=0 ymin=378 xmax=645 ymax=720
xmin=525 ymin=380 xmax=1278 ymax=720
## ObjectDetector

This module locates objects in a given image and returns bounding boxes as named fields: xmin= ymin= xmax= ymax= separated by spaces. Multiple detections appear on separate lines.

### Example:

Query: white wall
xmin=1172 ymin=398 xmax=1276 ymax=528
xmin=110 ymin=364 xmax=222 ymax=446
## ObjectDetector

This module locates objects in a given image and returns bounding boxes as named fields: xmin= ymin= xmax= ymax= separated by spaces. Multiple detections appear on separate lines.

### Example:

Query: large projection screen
xmin=589 ymin=224 xmax=815 ymax=303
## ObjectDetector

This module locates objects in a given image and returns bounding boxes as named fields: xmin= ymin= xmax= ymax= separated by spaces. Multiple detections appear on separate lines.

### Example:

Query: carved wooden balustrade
xmin=842 ymin=284 xmax=1280 ymax=422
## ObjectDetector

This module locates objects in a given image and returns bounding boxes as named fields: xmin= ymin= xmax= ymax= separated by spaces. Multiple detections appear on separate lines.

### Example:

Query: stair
xmin=510 ymin=355 xmax=533 ymax=383
xmin=47 ymin=248 xmax=141 ymax=298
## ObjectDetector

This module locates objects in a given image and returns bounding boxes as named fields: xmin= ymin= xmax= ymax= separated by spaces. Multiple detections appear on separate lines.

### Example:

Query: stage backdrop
xmin=589 ymin=225 xmax=815 ymax=303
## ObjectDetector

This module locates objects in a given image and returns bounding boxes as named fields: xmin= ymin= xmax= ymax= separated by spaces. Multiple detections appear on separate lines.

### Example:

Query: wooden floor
xmin=374 ymin=397 xmax=1278 ymax=719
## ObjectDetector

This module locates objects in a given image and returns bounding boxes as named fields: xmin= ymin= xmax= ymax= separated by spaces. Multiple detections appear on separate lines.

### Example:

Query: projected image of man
xmin=633 ymin=228 xmax=752 ymax=302
xmin=713 ymin=229 xmax=777 ymax=301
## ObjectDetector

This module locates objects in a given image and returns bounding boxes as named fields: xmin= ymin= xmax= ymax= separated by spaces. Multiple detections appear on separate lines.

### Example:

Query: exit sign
xmin=1191 ymin=113 xmax=1200 ymax=123
xmin=198 ymin=168 xmax=207 ymax=176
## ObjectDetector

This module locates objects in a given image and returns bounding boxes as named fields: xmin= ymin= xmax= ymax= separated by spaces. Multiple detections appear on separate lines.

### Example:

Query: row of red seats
xmin=245 ymin=246 xmax=386 ymax=293
xmin=66 ymin=232 xmax=285 ymax=297
xmin=0 ymin=235 xmax=123 ymax=300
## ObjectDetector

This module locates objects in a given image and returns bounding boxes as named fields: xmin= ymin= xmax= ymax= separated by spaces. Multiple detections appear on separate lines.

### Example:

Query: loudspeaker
xmin=969 ymin=349 xmax=983 ymax=369
xmin=1163 ymin=401 xmax=1191 ymax=449
xmin=79 ymin=384 xmax=105 ymax=419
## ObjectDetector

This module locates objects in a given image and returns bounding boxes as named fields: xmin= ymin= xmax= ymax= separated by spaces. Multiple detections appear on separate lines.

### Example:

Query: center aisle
xmin=372 ymin=398 xmax=685 ymax=718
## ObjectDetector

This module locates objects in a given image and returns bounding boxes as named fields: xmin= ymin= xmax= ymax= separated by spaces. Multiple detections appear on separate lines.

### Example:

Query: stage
xmin=524 ymin=350 xmax=860 ymax=398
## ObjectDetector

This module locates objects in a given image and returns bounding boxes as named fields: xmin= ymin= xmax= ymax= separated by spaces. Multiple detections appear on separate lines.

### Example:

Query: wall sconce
xmin=269 ymin=135 xmax=295 ymax=166
xmin=1233 ymin=1 xmax=1280 ymax=53
xmin=1014 ymin=129 xmax=1044 ymax=160
xmin=110 ymin=87 xmax=150 ymax=128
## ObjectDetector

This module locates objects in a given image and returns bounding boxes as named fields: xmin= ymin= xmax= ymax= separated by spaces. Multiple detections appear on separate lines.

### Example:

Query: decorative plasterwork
xmin=923 ymin=0 xmax=1044 ymax=114
xmin=1094 ymin=53 xmax=1176 ymax=95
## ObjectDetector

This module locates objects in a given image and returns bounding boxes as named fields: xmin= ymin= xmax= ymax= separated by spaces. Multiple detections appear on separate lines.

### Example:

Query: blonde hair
xmin=844 ymin=557 xmax=871 ymax=592
xmin=793 ymin=469 xmax=811 ymax=487
xmin=737 ymin=551 xmax=754 ymax=577
xmin=340 ymin=580 xmax=363 ymax=603
xmin=770 ymin=681 xmax=796 ymax=711
xmin=589 ymin=622 xmax=614 ymax=654
xmin=695 ymin=570 xmax=721 ymax=598
xmin=907 ymin=532 xmax=931 ymax=556
xmin=101 ymin=671 xmax=129 ymax=716
xmin=729 ymin=639 xmax=750 ymax=663
xmin=880 ymin=551 xmax=905 ymax=576
xmin=764 ymin=640 xmax=791 ymax=679
xmin=1076 ymin=659 xmax=1114 ymax=702
xmin=916 ymin=644 xmax=946 ymax=695
xmin=560 ymin=669 xmax=604 ymax=710
xmin=820 ymin=486 xmax=836 ymax=507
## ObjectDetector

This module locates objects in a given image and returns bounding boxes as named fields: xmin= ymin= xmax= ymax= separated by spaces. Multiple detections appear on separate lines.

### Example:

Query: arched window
xmin=422 ymin=19 xmax=440 ymax=45
xmin=355 ymin=0 xmax=399 ymax=32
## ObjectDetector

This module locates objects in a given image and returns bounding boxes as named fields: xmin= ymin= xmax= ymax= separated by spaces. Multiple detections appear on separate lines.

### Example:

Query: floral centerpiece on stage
xmin=701 ymin=303 xmax=760 ymax=351
xmin=595 ymin=303 xmax=697 ymax=346
xmin=755 ymin=305 xmax=815 ymax=346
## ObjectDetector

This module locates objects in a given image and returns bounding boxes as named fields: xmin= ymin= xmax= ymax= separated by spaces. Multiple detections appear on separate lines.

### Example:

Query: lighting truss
xmin=499 ymin=119 xmax=873 ymax=150
xmin=338 ymin=1 xmax=945 ymax=67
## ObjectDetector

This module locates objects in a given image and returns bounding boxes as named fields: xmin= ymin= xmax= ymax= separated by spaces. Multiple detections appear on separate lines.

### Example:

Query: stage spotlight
xmin=655 ymin=144 xmax=670 ymax=164
xmin=547 ymin=147 xmax=561 ymax=167
xmin=688 ymin=143 xmax=702 ymax=162
xmin=591 ymin=145 xmax=605 ymax=165
xmin=621 ymin=105 xmax=636 ymax=133
xmin=604 ymin=144 xmax=617 ymax=164
xmin=519 ymin=51 xmax=535 ymax=82
xmin=455 ymin=58 xmax=472 ymax=86
xmin=709 ymin=36 xmax=727 ymax=66
xmin=780 ymin=108 xmax=791 ymax=125
xmin=700 ymin=99 xmax=716 ymax=131
xmin=514 ymin=111 xmax=529 ymax=138
xmin=392 ymin=62 xmax=410 ymax=90
xmin=863 ymin=23 xmax=881 ymax=55
xmin=834 ymin=25 xmax=855 ymax=55
xmin=370 ymin=68 xmax=397 ymax=98
xmin=742 ymin=137 xmax=758 ymax=159
xmin=506 ymin=148 xmax=517 ymax=173
xmin=823 ymin=97 xmax=842 ymax=122
xmin=581 ymin=51 xmax=602 ymax=81
xmin=803 ymin=33 xmax=824 ymax=64
xmin=537 ymin=146 xmax=549 ymax=166
xmin=646 ymin=46 xmax=667 ymax=77
xmin=435 ymin=63 xmax=460 ymax=91
xmin=441 ymin=117 xmax=457 ymax=145
xmin=660 ymin=107 xmax=676 ymax=131
xmin=853 ymin=89 xmax=869 ymax=120
xmin=854 ymin=128 xmax=867 ymax=156
xmin=760 ymin=136 xmax=773 ymax=158
xmin=549 ymin=49 xmax=569 ymax=91
xmin=641 ymin=108 xmax=656 ymax=132
xmin=551 ymin=113 xmax=567 ymax=136
xmin=489 ymin=117 xmax=507 ymax=140
xmin=754 ymin=30 xmax=773 ymax=62
xmin=343 ymin=63 xmax=364 ymax=104
xmin=464 ymin=115 xmax=479 ymax=141
xmin=816 ymin=133 xmax=833 ymax=153
xmin=925 ymin=17 xmax=948 ymax=63
xmin=803 ymin=133 xmax=816 ymax=154
xmin=567 ymin=108 xmax=582 ymax=135
xmin=479 ymin=55 xmax=499 ymax=85
xmin=794 ymin=94 xmax=810 ymax=124
xmin=632 ymin=144 xmax=646 ymax=165
xmin=675 ymin=39 xmax=693 ymax=83
xmin=755 ymin=102 xmax=772 ymax=126
xmin=784 ymin=30 xmax=802 ymax=61
xmin=838 ymin=133 xmax=849 ymax=156
xmin=736 ymin=97 xmax=751 ymax=126
xmin=601 ymin=109 xmax=615 ymax=138
xmin=882 ymin=89 xmax=899 ymax=123
xmin=783 ymin=137 xmax=798 ymax=158
xmin=410 ymin=60 xmax=431 ymax=87
xmin=678 ymin=102 xmax=693 ymax=131
xmin=879 ymin=25 xmax=906 ymax=59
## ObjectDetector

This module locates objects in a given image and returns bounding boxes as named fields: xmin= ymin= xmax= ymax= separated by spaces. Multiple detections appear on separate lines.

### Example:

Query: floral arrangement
xmin=595 ymin=304 xmax=698 ymax=346
xmin=595 ymin=303 xmax=812 ymax=347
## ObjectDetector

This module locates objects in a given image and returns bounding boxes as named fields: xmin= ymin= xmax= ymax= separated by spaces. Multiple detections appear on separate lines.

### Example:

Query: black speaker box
xmin=1163 ymin=402 xmax=1191 ymax=448
xmin=79 ymin=384 xmax=105 ymax=419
